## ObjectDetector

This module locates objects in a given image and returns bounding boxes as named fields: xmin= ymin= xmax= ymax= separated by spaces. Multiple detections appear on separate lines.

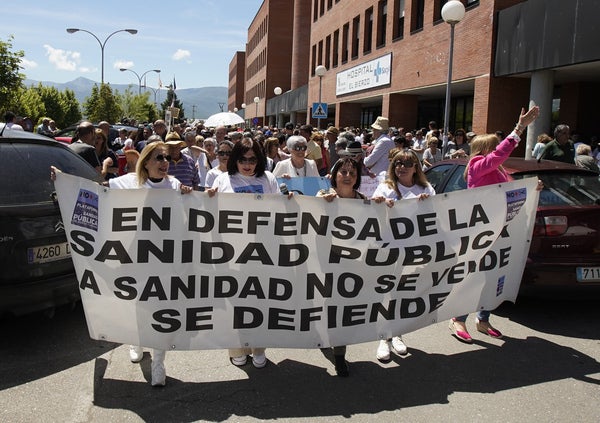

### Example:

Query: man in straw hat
xmin=363 ymin=116 xmax=394 ymax=176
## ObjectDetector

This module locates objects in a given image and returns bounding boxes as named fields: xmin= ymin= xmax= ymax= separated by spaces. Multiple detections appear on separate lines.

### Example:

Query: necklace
xmin=293 ymin=160 xmax=306 ymax=176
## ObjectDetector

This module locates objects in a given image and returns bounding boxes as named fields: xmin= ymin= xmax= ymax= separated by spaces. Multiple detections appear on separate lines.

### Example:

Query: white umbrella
xmin=203 ymin=112 xmax=245 ymax=127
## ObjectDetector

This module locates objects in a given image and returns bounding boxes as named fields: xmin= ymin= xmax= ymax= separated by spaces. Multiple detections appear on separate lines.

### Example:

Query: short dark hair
xmin=227 ymin=138 xmax=267 ymax=177
xmin=299 ymin=124 xmax=313 ymax=134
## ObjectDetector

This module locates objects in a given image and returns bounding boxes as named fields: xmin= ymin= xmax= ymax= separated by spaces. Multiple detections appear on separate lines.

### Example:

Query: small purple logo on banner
xmin=505 ymin=188 xmax=527 ymax=222
xmin=496 ymin=275 xmax=505 ymax=296
xmin=71 ymin=189 xmax=99 ymax=231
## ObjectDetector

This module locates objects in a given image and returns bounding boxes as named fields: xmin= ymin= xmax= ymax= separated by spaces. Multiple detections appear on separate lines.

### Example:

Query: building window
xmin=411 ymin=0 xmax=425 ymax=32
xmin=352 ymin=15 xmax=360 ymax=59
xmin=333 ymin=30 xmax=339 ymax=67
xmin=342 ymin=23 xmax=349 ymax=63
xmin=377 ymin=1 xmax=387 ymax=47
xmin=364 ymin=7 xmax=373 ymax=54
xmin=311 ymin=44 xmax=317 ymax=75
xmin=318 ymin=40 xmax=324 ymax=68
xmin=328 ymin=0 xmax=333 ymax=9
xmin=320 ymin=0 xmax=325 ymax=16
xmin=325 ymin=35 xmax=331 ymax=69
xmin=393 ymin=0 xmax=405 ymax=40
xmin=313 ymin=0 xmax=319 ymax=21
xmin=467 ymin=0 xmax=479 ymax=6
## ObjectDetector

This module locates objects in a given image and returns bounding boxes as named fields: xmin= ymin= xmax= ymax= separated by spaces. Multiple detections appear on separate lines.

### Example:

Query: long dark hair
xmin=227 ymin=137 xmax=267 ymax=177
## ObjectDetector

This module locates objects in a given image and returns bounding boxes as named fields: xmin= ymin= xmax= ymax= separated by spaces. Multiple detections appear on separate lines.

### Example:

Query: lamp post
xmin=254 ymin=96 xmax=260 ymax=127
xmin=66 ymin=28 xmax=137 ymax=84
xmin=441 ymin=1 xmax=465 ymax=149
xmin=315 ymin=65 xmax=327 ymax=129
xmin=274 ymin=87 xmax=282 ymax=129
xmin=119 ymin=68 xmax=161 ymax=95
xmin=241 ymin=103 xmax=247 ymax=126
xmin=142 ymin=85 xmax=159 ymax=108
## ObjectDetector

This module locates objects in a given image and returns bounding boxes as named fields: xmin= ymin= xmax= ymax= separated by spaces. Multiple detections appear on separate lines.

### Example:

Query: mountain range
xmin=24 ymin=77 xmax=228 ymax=120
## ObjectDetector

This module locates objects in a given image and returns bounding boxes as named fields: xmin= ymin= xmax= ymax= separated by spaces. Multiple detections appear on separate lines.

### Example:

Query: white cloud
xmin=114 ymin=60 xmax=134 ymax=70
xmin=172 ymin=49 xmax=191 ymax=61
xmin=20 ymin=58 xmax=38 ymax=70
xmin=44 ymin=44 xmax=82 ymax=72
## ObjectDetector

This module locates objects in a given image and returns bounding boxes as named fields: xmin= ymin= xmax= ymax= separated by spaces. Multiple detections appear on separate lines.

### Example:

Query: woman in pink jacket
xmin=449 ymin=105 xmax=540 ymax=343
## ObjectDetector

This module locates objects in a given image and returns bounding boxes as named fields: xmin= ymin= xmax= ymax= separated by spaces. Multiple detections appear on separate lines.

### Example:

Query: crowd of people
xmin=46 ymin=103 xmax=595 ymax=387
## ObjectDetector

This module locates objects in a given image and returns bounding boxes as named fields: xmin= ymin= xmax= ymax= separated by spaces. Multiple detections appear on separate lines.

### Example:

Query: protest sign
xmin=54 ymin=173 xmax=538 ymax=350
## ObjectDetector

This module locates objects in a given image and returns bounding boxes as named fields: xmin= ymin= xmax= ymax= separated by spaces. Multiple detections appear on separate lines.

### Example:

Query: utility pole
xmin=192 ymin=105 xmax=197 ymax=119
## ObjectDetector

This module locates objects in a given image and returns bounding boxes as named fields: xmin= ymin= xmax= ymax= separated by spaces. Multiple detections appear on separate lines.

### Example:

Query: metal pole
xmin=443 ymin=22 xmax=456 ymax=151
xmin=317 ymin=75 xmax=323 ymax=129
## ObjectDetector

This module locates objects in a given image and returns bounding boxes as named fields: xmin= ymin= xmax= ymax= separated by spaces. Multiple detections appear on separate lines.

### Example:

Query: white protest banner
xmin=54 ymin=173 xmax=539 ymax=351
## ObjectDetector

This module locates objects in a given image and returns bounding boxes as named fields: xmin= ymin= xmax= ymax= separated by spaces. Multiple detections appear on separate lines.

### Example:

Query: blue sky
xmin=5 ymin=0 xmax=264 ymax=89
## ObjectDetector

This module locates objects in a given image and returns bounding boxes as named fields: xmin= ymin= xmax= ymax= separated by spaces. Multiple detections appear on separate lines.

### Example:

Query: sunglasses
xmin=217 ymin=151 xmax=231 ymax=156
xmin=154 ymin=154 xmax=172 ymax=162
xmin=238 ymin=157 xmax=258 ymax=165
xmin=339 ymin=169 xmax=357 ymax=177
xmin=293 ymin=145 xmax=308 ymax=151
xmin=394 ymin=160 xmax=416 ymax=168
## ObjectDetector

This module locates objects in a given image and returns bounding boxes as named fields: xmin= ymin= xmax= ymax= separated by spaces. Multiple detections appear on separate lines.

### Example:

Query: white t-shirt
xmin=212 ymin=171 xmax=279 ymax=194
xmin=108 ymin=172 xmax=181 ymax=190
xmin=204 ymin=167 xmax=225 ymax=188
xmin=372 ymin=181 xmax=435 ymax=200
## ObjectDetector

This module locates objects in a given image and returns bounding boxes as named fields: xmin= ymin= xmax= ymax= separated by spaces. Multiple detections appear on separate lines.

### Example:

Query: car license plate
xmin=576 ymin=267 xmax=600 ymax=282
xmin=27 ymin=242 xmax=71 ymax=264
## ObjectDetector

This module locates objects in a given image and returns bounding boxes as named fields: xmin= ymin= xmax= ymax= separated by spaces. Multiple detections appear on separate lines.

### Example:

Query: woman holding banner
xmin=371 ymin=149 xmax=435 ymax=361
xmin=449 ymin=104 xmax=540 ymax=343
xmin=207 ymin=137 xmax=281 ymax=368
xmin=316 ymin=157 xmax=367 ymax=377
xmin=51 ymin=141 xmax=193 ymax=387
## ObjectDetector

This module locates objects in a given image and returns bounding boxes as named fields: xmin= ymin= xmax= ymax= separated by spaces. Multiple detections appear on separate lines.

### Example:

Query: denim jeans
xmin=454 ymin=309 xmax=491 ymax=322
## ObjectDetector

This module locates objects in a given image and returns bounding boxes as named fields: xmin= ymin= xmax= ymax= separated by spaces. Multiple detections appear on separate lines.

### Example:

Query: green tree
xmin=35 ymin=84 xmax=65 ymax=126
xmin=161 ymin=89 xmax=185 ymax=122
xmin=59 ymin=89 xmax=82 ymax=129
xmin=18 ymin=86 xmax=45 ymax=124
xmin=83 ymin=83 xmax=122 ymax=123
xmin=0 ymin=35 xmax=25 ymax=113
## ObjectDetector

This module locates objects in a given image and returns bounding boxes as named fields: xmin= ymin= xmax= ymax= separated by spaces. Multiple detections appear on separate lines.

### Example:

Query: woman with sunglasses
xmin=52 ymin=141 xmax=192 ymax=387
xmin=371 ymin=149 xmax=435 ymax=361
xmin=207 ymin=137 xmax=280 ymax=368
xmin=316 ymin=157 xmax=366 ymax=377
xmin=272 ymin=135 xmax=320 ymax=179
xmin=204 ymin=140 xmax=234 ymax=189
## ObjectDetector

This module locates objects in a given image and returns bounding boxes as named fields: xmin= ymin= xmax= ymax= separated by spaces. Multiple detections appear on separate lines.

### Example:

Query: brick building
xmin=231 ymin=0 xmax=600 ymax=151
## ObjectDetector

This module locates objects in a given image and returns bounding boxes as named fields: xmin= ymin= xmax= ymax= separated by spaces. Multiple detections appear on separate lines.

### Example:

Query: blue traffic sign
xmin=312 ymin=102 xmax=328 ymax=119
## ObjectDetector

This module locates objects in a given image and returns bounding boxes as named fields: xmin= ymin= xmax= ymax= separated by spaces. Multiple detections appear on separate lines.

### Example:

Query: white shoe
xmin=129 ymin=345 xmax=143 ymax=363
xmin=391 ymin=336 xmax=408 ymax=355
xmin=252 ymin=353 xmax=267 ymax=368
xmin=376 ymin=340 xmax=391 ymax=361
xmin=230 ymin=355 xmax=247 ymax=366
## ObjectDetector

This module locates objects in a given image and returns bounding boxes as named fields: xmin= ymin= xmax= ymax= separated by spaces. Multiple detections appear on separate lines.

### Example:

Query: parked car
xmin=0 ymin=124 xmax=102 ymax=316
xmin=425 ymin=157 xmax=600 ymax=296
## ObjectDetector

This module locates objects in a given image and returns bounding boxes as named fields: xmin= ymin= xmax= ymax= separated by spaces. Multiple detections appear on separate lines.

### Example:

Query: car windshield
xmin=513 ymin=172 xmax=600 ymax=206
xmin=0 ymin=141 xmax=100 ymax=205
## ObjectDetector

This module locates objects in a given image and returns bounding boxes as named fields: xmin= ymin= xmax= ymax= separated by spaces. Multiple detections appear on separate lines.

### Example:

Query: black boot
xmin=334 ymin=354 xmax=349 ymax=377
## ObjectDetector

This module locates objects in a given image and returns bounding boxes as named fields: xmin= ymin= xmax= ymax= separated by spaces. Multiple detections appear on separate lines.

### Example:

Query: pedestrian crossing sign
xmin=312 ymin=102 xmax=328 ymax=119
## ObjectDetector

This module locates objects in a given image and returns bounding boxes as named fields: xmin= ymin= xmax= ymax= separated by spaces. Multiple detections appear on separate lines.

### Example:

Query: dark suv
xmin=0 ymin=125 xmax=101 ymax=315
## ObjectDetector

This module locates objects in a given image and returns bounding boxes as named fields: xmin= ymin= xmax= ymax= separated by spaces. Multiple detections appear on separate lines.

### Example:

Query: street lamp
xmin=119 ymin=68 xmax=161 ymax=95
xmin=254 ymin=96 xmax=260 ymax=127
xmin=66 ymin=28 xmax=137 ymax=84
xmin=274 ymin=87 xmax=282 ymax=129
xmin=441 ymin=0 xmax=465 ymax=149
xmin=315 ymin=65 xmax=327 ymax=129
